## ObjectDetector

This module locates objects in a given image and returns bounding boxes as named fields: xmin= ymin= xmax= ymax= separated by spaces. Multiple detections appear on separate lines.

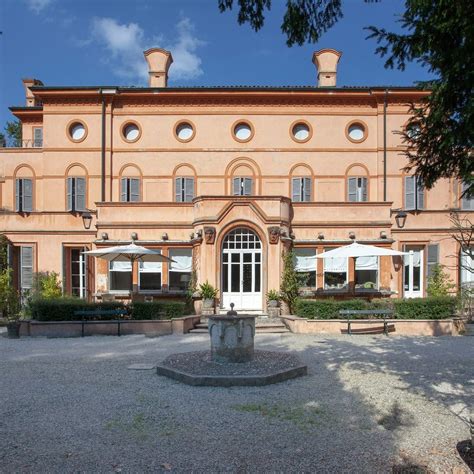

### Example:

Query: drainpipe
xmin=100 ymin=89 xmax=106 ymax=202
xmin=383 ymin=88 xmax=388 ymax=201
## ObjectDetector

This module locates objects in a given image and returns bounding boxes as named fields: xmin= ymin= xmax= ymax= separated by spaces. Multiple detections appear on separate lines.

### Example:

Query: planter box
xmin=280 ymin=316 xmax=465 ymax=337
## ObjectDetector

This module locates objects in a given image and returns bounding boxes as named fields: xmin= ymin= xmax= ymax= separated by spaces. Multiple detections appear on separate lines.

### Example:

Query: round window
xmin=123 ymin=123 xmax=140 ymax=142
xmin=69 ymin=122 xmax=86 ymax=141
xmin=176 ymin=122 xmax=195 ymax=142
xmin=347 ymin=123 xmax=366 ymax=142
xmin=406 ymin=123 xmax=421 ymax=139
xmin=292 ymin=122 xmax=310 ymax=142
xmin=233 ymin=122 xmax=253 ymax=142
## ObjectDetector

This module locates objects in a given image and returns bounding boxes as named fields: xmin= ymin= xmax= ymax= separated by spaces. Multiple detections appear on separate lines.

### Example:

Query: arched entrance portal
xmin=221 ymin=227 xmax=262 ymax=310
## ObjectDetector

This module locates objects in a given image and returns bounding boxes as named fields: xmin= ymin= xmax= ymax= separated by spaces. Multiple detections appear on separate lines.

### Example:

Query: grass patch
xmin=105 ymin=412 xmax=150 ymax=440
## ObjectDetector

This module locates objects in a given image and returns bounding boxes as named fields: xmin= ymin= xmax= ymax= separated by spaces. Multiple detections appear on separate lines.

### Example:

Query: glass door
xmin=403 ymin=246 xmax=424 ymax=298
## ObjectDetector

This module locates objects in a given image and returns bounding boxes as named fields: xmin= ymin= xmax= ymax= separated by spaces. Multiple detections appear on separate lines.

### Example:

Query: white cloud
xmin=25 ymin=0 xmax=53 ymax=14
xmin=87 ymin=17 xmax=204 ymax=84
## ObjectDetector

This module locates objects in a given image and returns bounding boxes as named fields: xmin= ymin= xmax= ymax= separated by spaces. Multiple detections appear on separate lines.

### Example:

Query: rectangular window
xmin=67 ymin=177 xmax=86 ymax=212
xmin=70 ymin=248 xmax=87 ymax=298
xmin=33 ymin=127 xmax=43 ymax=148
xmin=427 ymin=244 xmax=439 ymax=280
xmin=15 ymin=178 xmax=33 ymax=212
xmin=233 ymin=177 xmax=253 ymax=196
xmin=293 ymin=248 xmax=317 ymax=287
xmin=175 ymin=177 xmax=195 ymax=203
xmin=120 ymin=178 xmax=140 ymax=202
xmin=461 ymin=182 xmax=473 ymax=210
xmin=355 ymin=256 xmax=379 ymax=291
xmin=405 ymin=176 xmax=424 ymax=210
xmin=323 ymin=249 xmax=347 ymax=290
xmin=348 ymin=177 xmax=368 ymax=202
xmin=20 ymin=246 xmax=33 ymax=295
xmin=460 ymin=246 xmax=473 ymax=288
xmin=292 ymin=177 xmax=311 ymax=202
xmin=109 ymin=261 xmax=132 ymax=292
xmin=139 ymin=258 xmax=162 ymax=292
xmin=168 ymin=248 xmax=192 ymax=292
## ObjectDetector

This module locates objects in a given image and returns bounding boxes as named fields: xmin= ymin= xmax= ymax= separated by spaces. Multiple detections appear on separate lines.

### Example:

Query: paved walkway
xmin=0 ymin=332 xmax=472 ymax=473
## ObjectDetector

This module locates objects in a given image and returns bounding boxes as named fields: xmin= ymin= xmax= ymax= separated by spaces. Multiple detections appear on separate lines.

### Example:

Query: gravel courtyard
xmin=0 ymin=331 xmax=472 ymax=473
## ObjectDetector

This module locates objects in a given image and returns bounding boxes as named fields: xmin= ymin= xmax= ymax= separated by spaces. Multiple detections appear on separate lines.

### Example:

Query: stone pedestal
xmin=208 ymin=315 xmax=255 ymax=363
xmin=267 ymin=306 xmax=281 ymax=318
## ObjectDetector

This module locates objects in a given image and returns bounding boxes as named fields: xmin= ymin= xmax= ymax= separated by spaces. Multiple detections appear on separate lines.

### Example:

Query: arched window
xmin=66 ymin=165 xmax=88 ymax=212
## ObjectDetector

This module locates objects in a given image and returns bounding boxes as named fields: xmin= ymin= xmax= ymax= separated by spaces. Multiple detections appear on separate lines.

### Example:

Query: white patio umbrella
xmin=83 ymin=242 xmax=174 ymax=295
xmin=314 ymin=242 xmax=408 ymax=259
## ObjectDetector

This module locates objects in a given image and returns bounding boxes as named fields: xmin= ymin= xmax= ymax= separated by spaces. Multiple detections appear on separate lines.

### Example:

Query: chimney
xmin=143 ymin=48 xmax=173 ymax=87
xmin=22 ymin=78 xmax=43 ymax=107
xmin=312 ymin=49 xmax=342 ymax=87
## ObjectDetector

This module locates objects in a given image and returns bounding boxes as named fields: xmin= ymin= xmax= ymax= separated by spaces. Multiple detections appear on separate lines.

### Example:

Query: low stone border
xmin=281 ymin=316 xmax=465 ymax=336
xmin=18 ymin=315 xmax=201 ymax=338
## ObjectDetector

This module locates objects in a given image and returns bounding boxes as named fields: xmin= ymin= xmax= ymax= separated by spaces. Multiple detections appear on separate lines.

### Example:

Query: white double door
xmin=403 ymin=246 xmax=424 ymax=298
xmin=221 ymin=249 xmax=262 ymax=310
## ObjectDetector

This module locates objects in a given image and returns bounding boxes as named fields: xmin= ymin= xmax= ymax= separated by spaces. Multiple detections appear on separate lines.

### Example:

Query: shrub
xmin=0 ymin=268 xmax=21 ymax=320
xmin=280 ymin=250 xmax=300 ymax=314
xmin=30 ymin=298 xmax=126 ymax=322
xmin=131 ymin=301 xmax=186 ymax=320
xmin=199 ymin=281 xmax=218 ymax=300
xmin=33 ymin=272 xmax=62 ymax=299
xmin=266 ymin=289 xmax=280 ymax=302
xmin=295 ymin=297 xmax=457 ymax=320
xmin=426 ymin=264 xmax=456 ymax=297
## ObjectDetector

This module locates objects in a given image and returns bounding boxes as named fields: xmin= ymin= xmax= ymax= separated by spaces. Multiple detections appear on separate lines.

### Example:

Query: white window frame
xmin=168 ymin=248 xmax=192 ymax=292
xmin=138 ymin=258 xmax=163 ymax=293
xmin=323 ymin=249 xmax=348 ymax=291
xmin=108 ymin=261 xmax=132 ymax=293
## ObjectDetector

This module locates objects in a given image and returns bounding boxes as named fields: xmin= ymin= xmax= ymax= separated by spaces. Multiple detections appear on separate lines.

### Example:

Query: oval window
xmin=406 ymin=123 xmax=421 ymax=139
xmin=292 ymin=123 xmax=310 ymax=142
xmin=348 ymin=123 xmax=366 ymax=142
xmin=234 ymin=122 xmax=252 ymax=141
xmin=176 ymin=122 xmax=194 ymax=141
xmin=69 ymin=122 xmax=86 ymax=141
xmin=123 ymin=123 xmax=140 ymax=142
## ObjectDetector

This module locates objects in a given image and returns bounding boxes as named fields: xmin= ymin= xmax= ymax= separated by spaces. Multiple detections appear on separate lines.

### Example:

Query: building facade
xmin=1 ymin=48 xmax=472 ymax=311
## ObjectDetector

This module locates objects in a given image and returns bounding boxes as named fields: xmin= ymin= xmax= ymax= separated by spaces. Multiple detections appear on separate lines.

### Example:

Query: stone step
xmin=189 ymin=328 xmax=208 ymax=334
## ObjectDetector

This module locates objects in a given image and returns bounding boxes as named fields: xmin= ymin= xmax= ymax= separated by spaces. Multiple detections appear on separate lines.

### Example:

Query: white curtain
xmin=139 ymin=261 xmax=162 ymax=273
xmin=324 ymin=257 xmax=347 ymax=273
xmin=295 ymin=250 xmax=316 ymax=272
xmin=355 ymin=256 xmax=378 ymax=270
xmin=110 ymin=261 xmax=132 ymax=272
xmin=169 ymin=250 xmax=192 ymax=272
xmin=404 ymin=251 xmax=421 ymax=267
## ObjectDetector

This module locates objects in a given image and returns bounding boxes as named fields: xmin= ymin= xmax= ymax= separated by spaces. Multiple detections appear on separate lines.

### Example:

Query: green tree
xmin=218 ymin=0 xmax=474 ymax=196
xmin=426 ymin=264 xmax=455 ymax=297
xmin=0 ymin=269 xmax=21 ymax=320
xmin=4 ymin=120 xmax=22 ymax=146
xmin=280 ymin=249 xmax=300 ymax=314
xmin=32 ymin=272 xmax=62 ymax=299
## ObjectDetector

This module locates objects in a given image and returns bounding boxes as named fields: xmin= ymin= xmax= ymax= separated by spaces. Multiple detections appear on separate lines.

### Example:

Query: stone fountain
xmin=156 ymin=304 xmax=307 ymax=386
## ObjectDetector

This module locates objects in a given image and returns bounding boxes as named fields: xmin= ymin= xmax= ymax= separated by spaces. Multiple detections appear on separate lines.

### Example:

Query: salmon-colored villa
xmin=1 ymin=48 xmax=473 ymax=312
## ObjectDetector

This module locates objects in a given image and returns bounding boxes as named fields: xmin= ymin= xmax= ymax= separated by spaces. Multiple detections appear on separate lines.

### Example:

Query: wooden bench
xmin=338 ymin=309 xmax=395 ymax=336
xmin=73 ymin=309 xmax=129 ymax=337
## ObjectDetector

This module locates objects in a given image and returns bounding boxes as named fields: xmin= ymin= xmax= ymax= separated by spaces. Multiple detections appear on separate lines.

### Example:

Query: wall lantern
xmin=81 ymin=211 xmax=93 ymax=230
xmin=395 ymin=211 xmax=408 ymax=229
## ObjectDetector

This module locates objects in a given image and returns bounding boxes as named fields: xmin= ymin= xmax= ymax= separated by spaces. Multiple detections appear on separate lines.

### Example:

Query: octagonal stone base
xmin=156 ymin=350 xmax=307 ymax=387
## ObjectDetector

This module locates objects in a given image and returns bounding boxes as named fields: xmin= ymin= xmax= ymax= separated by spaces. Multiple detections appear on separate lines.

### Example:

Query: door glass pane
xmin=403 ymin=256 xmax=410 ymax=291
xmin=243 ymin=253 xmax=252 ymax=263
xmin=231 ymin=264 xmax=240 ymax=292
xmin=243 ymin=264 xmax=252 ymax=292
xmin=231 ymin=253 xmax=239 ymax=263
xmin=223 ymin=263 xmax=228 ymax=292
xmin=413 ymin=265 xmax=421 ymax=291
xmin=255 ymin=264 xmax=261 ymax=292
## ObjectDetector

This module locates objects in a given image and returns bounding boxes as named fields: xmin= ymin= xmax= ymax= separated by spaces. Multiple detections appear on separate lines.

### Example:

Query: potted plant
xmin=266 ymin=289 xmax=280 ymax=308
xmin=199 ymin=281 xmax=218 ymax=309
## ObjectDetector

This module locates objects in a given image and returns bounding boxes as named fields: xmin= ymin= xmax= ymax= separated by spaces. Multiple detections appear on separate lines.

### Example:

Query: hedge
xmin=295 ymin=297 xmax=457 ymax=320
xmin=30 ymin=298 xmax=126 ymax=322
xmin=130 ymin=301 xmax=186 ymax=320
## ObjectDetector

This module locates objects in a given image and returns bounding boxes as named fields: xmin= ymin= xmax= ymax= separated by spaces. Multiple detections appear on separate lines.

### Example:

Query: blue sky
xmin=0 ymin=0 xmax=433 ymax=128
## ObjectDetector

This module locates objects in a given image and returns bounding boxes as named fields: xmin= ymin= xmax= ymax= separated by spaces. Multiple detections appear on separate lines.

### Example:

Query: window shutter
xmin=23 ymin=179 xmax=33 ymax=212
xmin=66 ymin=177 xmax=73 ymax=211
xmin=15 ymin=179 xmax=21 ymax=212
xmin=348 ymin=177 xmax=357 ymax=202
xmin=75 ymin=177 xmax=86 ymax=211
xmin=292 ymin=178 xmax=301 ymax=202
xmin=130 ymin=178 xmax=140 ymax=202
xmin=461 ymin=182 xmax=473 ymax=210
xmin=20 ymin=246 xmax=33 ymax=290
xmin=233 ymin=178 xmax=241 ymax=196
xmin=175 ymin=178 xmax=182 ymax=202
xmin=33 ymin=127 xmax=43 ymax=147
xmin=405 ymin=176 xmax=415 ymax=210
xmin=120 ymin=178 xmax=128 ymax=202
xmin=303 ymin=178 xmax=311 ymax=202
xmin=361 ymin=178 xmax=368 ymax=202
xmin=416 ymin=177 xmax=424 ymax=210
xmin=184 ymin=178 xmax=194 ymax=202
xmin=243 ymin=178 xmax=252 ymax=196
xmin=427 ymin=244 xmax=439 ymax=279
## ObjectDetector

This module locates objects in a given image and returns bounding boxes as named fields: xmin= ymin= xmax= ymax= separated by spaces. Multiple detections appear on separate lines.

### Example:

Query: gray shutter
xmin=416 ymin=177 xmax=424 ymax=210
xmin=405 ymin=176 xmax=415 ymax=210
xmin=33 ymin=127 xmax=43 ymax=147
xmin=304 ymin=178 xmax=311 ymax=202
xmin=243 ymin=178 xmax=252 ymax=196
xmin=175 ymin=178 xmax=182 ymax=202
xmin=361 ymin=178 xmax=368 ymax=201
xmin=23 ymin=179 xmax=33 ymax=212
xmin=15 ymin=179 xmax=20 ymax=212
xmin=120 ymin=178 xmax=128 ymax=202
xmin=427 ymin=244 xmax=439 ymax=279
xmin=348 ymin=177 xmax=357 ymax=202
xmin=75 ymin=177 xmax=86 ymax=211
xmin=292 ymin=178 xmax=301 ymax=202
xmin=233 ymin=178 xmax=241 ymax=196
xmin=461 ymin=182 xmax=472 ymax=210
xmin=66 ymin=177 xmax=73 ymax=211
xmin=185 ymin=178 xmax=194 ymax=202
xmin=130 ymin=178 xmax=140 ymax=202
xmin=20 ymin=246 xmax=33 ymax=290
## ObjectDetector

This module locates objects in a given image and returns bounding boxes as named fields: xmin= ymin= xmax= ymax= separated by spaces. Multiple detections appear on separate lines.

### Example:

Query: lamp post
xmin=81 ymin=211 xmax=93 ymax=230
xmin=395 ymin=211 xmax=408 ymax=229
